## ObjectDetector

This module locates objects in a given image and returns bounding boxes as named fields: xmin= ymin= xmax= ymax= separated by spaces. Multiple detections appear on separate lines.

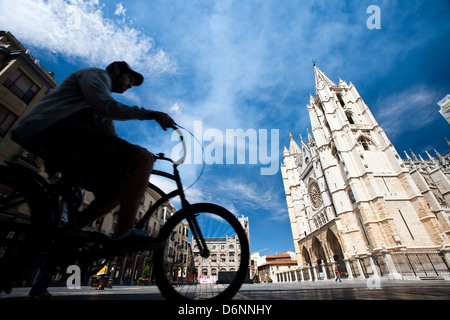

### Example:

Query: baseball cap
xmin=107 ymin=61 xmax=144 ymax=86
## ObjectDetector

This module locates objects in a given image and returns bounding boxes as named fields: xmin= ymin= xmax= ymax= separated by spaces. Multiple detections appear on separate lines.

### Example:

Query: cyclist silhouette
xmin=12 ymin=61 xmax=174 ymax=240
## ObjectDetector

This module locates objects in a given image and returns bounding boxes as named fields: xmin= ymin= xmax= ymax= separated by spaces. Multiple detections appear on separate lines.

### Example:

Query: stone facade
xmin=192 ymin=216 xmax=249 ymax=276
xmin=281 ymin=66 xmax=450 ymax=280
xmin=0 ymin=31 xmax=58 ymax=167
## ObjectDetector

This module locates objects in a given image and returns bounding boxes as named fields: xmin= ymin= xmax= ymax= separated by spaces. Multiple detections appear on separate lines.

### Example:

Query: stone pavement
xmin=1 ymin=278 xmax=449 ymax=300
xmin=236 ymin=279 xmax=450 ymax=300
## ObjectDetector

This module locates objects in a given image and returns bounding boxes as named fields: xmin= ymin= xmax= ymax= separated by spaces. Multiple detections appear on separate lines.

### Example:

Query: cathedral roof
xmin=314 ymin=65 xmax=336 ymax=91
xmin=289 ymin=133 xmax=301 ymax=154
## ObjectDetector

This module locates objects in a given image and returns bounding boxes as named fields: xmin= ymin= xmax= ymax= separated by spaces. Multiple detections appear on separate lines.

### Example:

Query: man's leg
xmin=114 ymin=149 xmax=154 ymax=238
xmin=76 ymin=149 xmax=154 ymax=238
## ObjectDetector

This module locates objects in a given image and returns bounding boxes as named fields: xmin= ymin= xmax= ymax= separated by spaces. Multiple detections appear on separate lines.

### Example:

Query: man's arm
xmin=77 ymin=69 xmax=161 ymax=121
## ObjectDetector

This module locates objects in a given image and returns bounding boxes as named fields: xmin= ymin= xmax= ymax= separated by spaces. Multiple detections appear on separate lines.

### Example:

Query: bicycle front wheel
xmin=154 ymin=203 xmax=250 ymax=301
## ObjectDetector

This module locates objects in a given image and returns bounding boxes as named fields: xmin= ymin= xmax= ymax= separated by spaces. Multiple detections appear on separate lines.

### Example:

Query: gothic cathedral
xmin=281 ymin=66 xmax=450 ymax=277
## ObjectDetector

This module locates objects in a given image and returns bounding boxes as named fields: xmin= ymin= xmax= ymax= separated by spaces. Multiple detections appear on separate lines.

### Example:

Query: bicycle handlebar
xmin=172 ymin=125 xmax=186 ymax=165
xmin=155 ymin=124 xmax=186 ymax=165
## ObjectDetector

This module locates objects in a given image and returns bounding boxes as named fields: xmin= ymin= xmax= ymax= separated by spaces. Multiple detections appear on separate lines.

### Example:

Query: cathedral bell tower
xmin=282 ymin=65 xmax=448 ymax=270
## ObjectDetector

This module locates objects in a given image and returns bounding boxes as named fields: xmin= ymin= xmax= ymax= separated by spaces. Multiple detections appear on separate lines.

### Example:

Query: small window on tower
xmin=337 ymin=94 xmax=346 ymax=108
xmin=348 ymin=190 xmax=356 ymax=203
xmin=346 ymin=111 xmax=355 ymax=124
xmin=360 ymin=138 xmax=369 ymax=150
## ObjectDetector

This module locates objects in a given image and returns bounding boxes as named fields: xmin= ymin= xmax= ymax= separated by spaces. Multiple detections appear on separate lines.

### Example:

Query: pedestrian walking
xmin=334 ymin=267 xmax=342 ymax=282
xmin=96 ymin=262 xmax=109 ymax=290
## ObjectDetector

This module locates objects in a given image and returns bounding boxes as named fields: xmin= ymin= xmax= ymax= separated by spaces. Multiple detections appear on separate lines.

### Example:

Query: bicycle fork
xmin=174 ymin=166 xmax=210 ymax=259
xmin=187 ymin=211 xmax=210 ymax=258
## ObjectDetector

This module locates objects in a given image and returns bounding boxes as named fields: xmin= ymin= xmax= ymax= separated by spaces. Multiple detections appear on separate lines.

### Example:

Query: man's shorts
xmin=24 ymin=109 xmax=141 ymax=196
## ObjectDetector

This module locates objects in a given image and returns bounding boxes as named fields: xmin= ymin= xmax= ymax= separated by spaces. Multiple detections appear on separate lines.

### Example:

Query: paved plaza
xmin=2 ymin=280 xmax=448 ymax=319
xmin=1 ymin=279 xmax=449 ymax=300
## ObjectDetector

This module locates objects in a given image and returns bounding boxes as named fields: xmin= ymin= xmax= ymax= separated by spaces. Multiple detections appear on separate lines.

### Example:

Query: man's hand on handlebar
xmin=153 ymin=111 xmax=175 ymax=131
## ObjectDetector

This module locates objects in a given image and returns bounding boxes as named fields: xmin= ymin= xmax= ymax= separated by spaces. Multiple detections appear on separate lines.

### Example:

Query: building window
xmin=348 ymin=190 xmax=356 ymax=203
xmin=337 ymin=93 xmax=346 ymax=108
xmin=4 ymin=69 xmax=39 ymax=104
xmin=346 ymin=111 xmax=355 ymax=124
xmin=359 ymin=138 xmax=370 ymax=150
xmin=0 ymin=104 xmax=18 ymax=137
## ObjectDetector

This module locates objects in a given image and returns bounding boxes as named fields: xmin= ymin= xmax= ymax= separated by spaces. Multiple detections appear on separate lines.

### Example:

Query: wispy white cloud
xmin=374 ymin=85 xmax=439 ymax=138
xmin=213 ymin=176 xmax=288 ymax=221
xmin=0 ymin=0 xmax=177 ymax=78
xmin=114 ymin=2 xmax=126 ymax=16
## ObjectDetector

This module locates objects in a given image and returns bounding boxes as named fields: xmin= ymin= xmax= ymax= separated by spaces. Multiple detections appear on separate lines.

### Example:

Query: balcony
xmin=4 ymin=79 xmax=38 ymax=104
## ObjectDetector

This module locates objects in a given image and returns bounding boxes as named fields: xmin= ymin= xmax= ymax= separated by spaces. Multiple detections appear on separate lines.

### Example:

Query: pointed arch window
xmin=348 ymin=190 xmax=356 ymax=203
xmin=359 ymin=138 xmax=370 ymax=150
xmin=337 ymin=93 xmax=346 ymax=108
xmin=345 ymin=111 xmax=355 ymax=124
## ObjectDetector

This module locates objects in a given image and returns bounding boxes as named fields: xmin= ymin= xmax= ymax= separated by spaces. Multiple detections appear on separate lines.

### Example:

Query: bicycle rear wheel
xmin=154 ymin=203 xmax=250 ymax=301
xmin=0 ymin=165 xmax=52 ymax=292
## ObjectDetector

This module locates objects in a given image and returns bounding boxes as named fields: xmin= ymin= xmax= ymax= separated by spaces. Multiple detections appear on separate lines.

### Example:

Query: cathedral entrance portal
xmin=327 ymin=229 xmax=347 ymax=277
xmin=327 ymin=230 xmax=344 ymax=262
xmin=302 ymin=246 xmax=311 ymax=267
xmin=312 ymin=236 xmax=327 ymax=265
xmin=297 ymin=227 xmax=351 ymax=280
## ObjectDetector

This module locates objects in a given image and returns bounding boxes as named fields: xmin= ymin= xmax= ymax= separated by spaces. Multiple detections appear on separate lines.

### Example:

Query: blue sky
xmin=2 ymin=0 xmax=449 ymax=255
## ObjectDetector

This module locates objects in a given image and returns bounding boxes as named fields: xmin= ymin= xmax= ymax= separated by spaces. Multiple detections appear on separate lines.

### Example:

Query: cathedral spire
xmin=403 ymin=150 xmax=412 ymax=160
xmin=287 ymin=132 xmax=301 ymax=155
xmin=434 ymin=148 xmax=445 ymax=166
xmin=410 ymin=149 xmax=419 ymax=161
xmin=314 ymin=65 xmax=336 ymax=92
xmin=426 ymin=150 xmax=438 ymax=166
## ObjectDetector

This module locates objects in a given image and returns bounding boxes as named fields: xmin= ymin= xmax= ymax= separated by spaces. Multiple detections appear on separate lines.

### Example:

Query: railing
xmin=391 ymin=249 xmax=450 ymax=278
xmin=270 ymin=248 xmax=450 ymax=283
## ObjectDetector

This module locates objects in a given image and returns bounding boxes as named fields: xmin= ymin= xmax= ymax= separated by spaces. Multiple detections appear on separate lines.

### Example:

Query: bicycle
xmin=0 ymin=125 xmax=250 ymax=301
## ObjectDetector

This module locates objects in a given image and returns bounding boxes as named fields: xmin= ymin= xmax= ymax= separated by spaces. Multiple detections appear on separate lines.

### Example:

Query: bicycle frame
xmin=135 ymin=155 xmax=210 ymax=258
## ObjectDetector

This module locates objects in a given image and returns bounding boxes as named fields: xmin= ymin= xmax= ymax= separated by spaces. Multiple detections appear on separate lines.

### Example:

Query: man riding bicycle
xmin=12 ymin=61 xmax=174 ymax=240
